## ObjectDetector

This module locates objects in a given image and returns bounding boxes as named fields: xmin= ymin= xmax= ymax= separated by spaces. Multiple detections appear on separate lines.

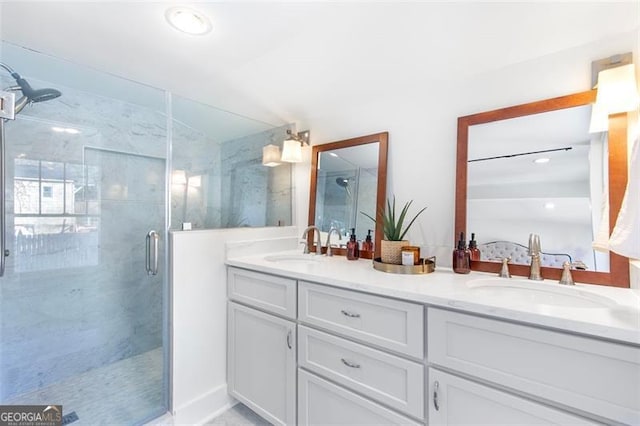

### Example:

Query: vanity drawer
xmin=298 ymin=325 xmax=424 ymax=419
xmin=298 ymin=369 xmax=420 ymax=426
xmin=298 ymin=281 xmax=424 ymax=359
xmin=228 ymin=267 xmax=296 ymax=319
xmin=428 ymin=308 xmax=640 ymax=425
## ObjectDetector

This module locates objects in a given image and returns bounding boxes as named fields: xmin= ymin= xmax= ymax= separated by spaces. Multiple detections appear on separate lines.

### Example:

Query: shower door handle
xmin=146 ymin=230 xmax=159 ymax=276
xmin=0 ymin=116 xmax=10 ymax=277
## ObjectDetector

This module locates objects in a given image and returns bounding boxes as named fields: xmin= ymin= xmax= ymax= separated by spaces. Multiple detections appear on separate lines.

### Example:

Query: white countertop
xmin=226 ymin=250 xmax=640 ymax=345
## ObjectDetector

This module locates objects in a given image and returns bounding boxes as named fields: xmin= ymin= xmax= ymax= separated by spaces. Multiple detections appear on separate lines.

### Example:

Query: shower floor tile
xmin=5 ymin=347 xmax=164 ymax=425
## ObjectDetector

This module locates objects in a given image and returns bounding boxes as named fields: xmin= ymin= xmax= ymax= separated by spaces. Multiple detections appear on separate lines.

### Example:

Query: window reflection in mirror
xmin=467 ymin=104 xmax=610 ymax=272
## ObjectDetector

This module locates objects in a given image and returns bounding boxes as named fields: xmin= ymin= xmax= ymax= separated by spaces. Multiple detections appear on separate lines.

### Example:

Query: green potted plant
xmin=363 ymin=196 xmax=427 ymax=264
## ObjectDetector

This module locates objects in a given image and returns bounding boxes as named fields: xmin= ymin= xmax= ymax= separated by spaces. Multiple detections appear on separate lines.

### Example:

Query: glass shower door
xmin=0 ymin=43 xmax=169 ymax=425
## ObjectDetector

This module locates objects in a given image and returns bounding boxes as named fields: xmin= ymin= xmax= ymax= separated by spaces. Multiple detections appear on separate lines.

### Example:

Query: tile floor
xmin=6 ymin=347 xmax=165 ymax=425
xmin=206 ymin=403 xmax=269 ymax=426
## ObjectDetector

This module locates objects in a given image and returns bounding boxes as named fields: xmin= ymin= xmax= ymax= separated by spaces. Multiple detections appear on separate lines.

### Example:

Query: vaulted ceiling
xmin=1 ymin=1 xmax=638 ymax=128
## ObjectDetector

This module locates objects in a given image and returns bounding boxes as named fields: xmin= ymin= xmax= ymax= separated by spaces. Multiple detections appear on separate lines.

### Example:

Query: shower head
xmin=1 ymin=62 xmax=61 ymax=114
xmin=336 ymin=177 xmax=350 ymax=188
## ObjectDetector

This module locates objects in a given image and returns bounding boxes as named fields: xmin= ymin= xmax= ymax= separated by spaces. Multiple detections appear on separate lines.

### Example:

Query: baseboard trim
xmin=172 ymin=384 xmax=235 ymax=425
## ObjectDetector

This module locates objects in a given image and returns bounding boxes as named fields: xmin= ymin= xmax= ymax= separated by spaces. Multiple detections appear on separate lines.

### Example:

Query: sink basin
xmin=263 ymin=254 xmax=323 ymax=264
xmin=465 ymin=278 xmax=618 ymax=309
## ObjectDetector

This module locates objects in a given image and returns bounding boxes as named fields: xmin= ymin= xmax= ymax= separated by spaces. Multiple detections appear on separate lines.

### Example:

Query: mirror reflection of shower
xmin=335 ymin=176 xmax=353 ymax=198
xmin=334 ymin=171 xmax=360 ymax=237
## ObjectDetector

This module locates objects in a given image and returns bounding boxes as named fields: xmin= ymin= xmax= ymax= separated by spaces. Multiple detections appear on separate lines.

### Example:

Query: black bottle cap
xmin=457 ymin=232 xmax=466 ymax=250
xmin=365 ymin=229 xmax=372 ymax=241
xmin=469 ymin=232 xmax=477 ymax=249
xmin=350 ymin=228 xmax=357 ymax=241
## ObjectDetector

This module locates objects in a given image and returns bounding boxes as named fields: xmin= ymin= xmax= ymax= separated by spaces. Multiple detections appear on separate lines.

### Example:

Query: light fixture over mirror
xmin=262 ymin=144 xmax=281 ymax=167
xmin=589 ymin=53 xmax=639 ymax=133
xmin=308 ymin=132 xmax=388 ymax=259
xmin=281 ymin=129 xmax=310 ymax=163
xmin=456 ymin=90 xmax=630 ymax=287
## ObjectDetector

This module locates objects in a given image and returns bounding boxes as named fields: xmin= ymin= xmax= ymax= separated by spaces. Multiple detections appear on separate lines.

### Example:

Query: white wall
xmin=170 ymin=226 xmax=297 ymax=424
xmin=294 ymin=29 xmax=640 ymax=272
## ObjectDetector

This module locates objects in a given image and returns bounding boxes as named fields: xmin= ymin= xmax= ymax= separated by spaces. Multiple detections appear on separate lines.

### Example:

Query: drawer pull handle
xmin=341 ymin=358 xmax=361 ymax=369
xmin=341 ymin=310 xmax=361 ymax=318
xmin=286 ymin=330 xmax=292 ymax=349
xmin=433 ymin=380 xmax=440 ymax=411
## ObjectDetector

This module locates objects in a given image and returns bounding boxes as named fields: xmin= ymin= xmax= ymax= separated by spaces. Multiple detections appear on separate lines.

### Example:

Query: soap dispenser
xmin=468 ymin=233 xmax=480 ymax=261
xmin=362 ymin=229 xmax=374 ymax=253
xmin=453 ymin=232 xmax=471 ymax=274
xmin=347 ymin=228 xmax=360 ymax=260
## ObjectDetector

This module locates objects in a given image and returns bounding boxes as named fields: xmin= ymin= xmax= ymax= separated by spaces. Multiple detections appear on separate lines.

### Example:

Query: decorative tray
xmin=372 ymin=256 xmax=436 ymax=274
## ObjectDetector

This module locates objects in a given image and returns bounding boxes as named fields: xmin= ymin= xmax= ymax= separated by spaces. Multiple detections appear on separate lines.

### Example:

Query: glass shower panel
xmin=0 ymin=43 xmax=168 ymax=424
xmin=170 ymin=95 xmax=293 ymax=230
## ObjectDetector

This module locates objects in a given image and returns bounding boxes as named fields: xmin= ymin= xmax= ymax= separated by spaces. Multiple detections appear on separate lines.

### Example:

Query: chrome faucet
xmin=325 ymin=227 xmax=342 ymax=256
xmin=528 ymin=233 xmax=543 ymax=281
xmin=498 ymin=257 xmax=511 ymax=278
xmin=559 ymin=261 xmax=575 ymax=285
xmin=302 ymin=226 xmax=323 ymax=255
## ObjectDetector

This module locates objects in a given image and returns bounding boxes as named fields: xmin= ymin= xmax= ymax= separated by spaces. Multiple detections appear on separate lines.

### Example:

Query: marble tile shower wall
xmin=170 ymin=120 xmax=222 ymax=229
xmin=171 ymin=123 xmax=292 ymax=229
xmin=220 ymin=125 xmax=292 ymax=228
xmin=0 ymin=74 xmax=165 ymax=400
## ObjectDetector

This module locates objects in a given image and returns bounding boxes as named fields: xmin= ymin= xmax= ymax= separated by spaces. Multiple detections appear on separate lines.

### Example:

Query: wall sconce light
xmin=280 ymin=129 xmax=310 ymax=163
xmin=262 ymin=144 xmax=282 ymax=167
xmin=589 ymin=52 xmax=639 ymax=133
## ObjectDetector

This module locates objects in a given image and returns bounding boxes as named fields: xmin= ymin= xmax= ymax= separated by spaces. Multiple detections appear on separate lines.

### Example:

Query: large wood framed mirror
xmin=456 ymin=90 xmax=630 ymax=287
xmin=308 ymin=132 xmax=388 ymax=259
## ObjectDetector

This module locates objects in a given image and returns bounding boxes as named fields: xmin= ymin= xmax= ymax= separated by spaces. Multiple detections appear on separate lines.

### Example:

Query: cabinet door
xmin=228 ymin=302 xmax=296 ymax=426
xmin=298 ymin=369 xmax=420 ymax=426
xmin=428 ymin=369 xmax=600 ymax=426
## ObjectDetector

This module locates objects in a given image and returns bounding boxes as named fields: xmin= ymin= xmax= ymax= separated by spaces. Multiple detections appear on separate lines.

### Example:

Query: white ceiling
xmin=1 ymin=1 xmax=638 ymax=130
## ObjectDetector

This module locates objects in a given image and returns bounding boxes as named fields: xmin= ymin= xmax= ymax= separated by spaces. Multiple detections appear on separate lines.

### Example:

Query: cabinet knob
xmin=433 ymin=380 xmax=440 ymax=411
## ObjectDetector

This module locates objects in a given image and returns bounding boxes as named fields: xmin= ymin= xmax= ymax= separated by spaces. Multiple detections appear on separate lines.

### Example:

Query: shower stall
xmin=0 ymin=42 xmax=292 ymax=425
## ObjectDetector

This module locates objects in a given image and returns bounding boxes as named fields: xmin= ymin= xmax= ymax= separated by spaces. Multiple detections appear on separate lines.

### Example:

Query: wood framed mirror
xmin=456 ymin=90 xmax=630 ymax=287
xmin=308 ymin=132 xmax=388 ymax=259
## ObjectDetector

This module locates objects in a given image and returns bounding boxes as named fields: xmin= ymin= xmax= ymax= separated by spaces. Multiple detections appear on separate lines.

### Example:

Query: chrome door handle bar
xmin=146 ymin=230 xmax=159 ymax=276
xmin=0 ymin=114 xmax=11 ymax=277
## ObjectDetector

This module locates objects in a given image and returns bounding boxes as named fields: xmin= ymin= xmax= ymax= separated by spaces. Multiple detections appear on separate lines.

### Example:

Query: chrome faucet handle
xmin=527 ymin=233 xmax=543 ymax=281
xmin=498 ymin=257 xmax=511 ymax=278
xmin=300 ymin=239 xmax=310 ymax=254
xmin=528 ymin=233 xmax=541 ymax=256
xmin=559 ymin=261 xmax=575 ymax=285
xmin=302 ymin=225 xmax=323 ymax=255
xmin=325 ymin=227 xmax=341 ymax=256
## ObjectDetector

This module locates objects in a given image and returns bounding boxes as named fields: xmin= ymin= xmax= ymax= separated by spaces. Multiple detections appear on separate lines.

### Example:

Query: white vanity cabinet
xmin=227 ymin=268 xmax=297 ymax=426
xmin=297 ymin=281 xmax=426 ymax=423
xmin=427 ymin=308 xmax=640 ymax=425
xmin=226 ymin=263 xmax=640 ymax=426
xmin=427 ymin=369 xmax=600 ymax=425
xmin=298 ymin=369 xmax=420 ymax=426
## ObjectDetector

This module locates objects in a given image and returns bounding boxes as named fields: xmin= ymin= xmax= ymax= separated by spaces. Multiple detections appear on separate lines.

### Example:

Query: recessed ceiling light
xmin=533 ymin=157 xmax=550 ymax=164
xmin=165 ymin=7 xmax=213 ymax=36
xmin=329 ymin=153 xmax=338 ymax=158
xmin=544 ymin=202 xmax=555 ymax=210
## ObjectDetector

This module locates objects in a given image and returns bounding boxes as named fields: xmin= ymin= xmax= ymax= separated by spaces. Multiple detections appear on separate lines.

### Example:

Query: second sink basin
xmin=465 ymin=278 xmax=618 ymax=309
